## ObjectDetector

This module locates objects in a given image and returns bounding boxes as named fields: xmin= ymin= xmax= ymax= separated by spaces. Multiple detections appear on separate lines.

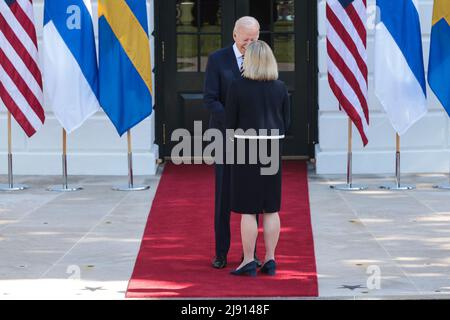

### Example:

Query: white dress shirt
xmin=232 ymin=43 xmax=244 ymax=70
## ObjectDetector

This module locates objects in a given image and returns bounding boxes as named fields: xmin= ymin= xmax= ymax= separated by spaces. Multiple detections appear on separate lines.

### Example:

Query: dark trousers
xmin=214 ymin=163 xmax=231 ymax=258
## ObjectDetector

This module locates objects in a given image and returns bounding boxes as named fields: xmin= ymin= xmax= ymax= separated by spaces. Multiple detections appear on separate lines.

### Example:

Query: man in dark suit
xmin=204 ymin=16 xmax=261 ymax=269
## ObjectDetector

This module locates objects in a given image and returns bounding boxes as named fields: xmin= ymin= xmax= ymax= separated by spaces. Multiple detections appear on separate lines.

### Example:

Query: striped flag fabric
xmin=428 ymin=0 xmax=450 ymax=117
xmin=374 ymin=0 xmax=427 ymax=135
xmin=98 ymin=0 xmax=153 ymax=136
xmin=43 ymin=0 xmax=100 ymax=133
xmin=0 ymin=0 xmax=45 ymax=137
xmin=326 ymin=0 xmax=369 ymax=146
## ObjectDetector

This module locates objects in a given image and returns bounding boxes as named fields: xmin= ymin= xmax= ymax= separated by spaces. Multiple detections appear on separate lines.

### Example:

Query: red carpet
xmin=126 ymin=161 xmax=318 ymax=298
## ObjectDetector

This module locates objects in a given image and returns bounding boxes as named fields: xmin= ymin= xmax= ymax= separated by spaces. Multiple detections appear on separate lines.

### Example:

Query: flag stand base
xmin=330 ymin=184 xmax=368 ymax=191
xmin=379 ymin=184 xmax=415 ymax=191
xmin=112 ymin=185 xmax=150 ymax=192
xmin=47 ymin=185 xmax=83 ymax=192
xmin=0 ymin=184 xmax=29 ymax=191
xmin=433 ymin=183 xmax=450 ymax=190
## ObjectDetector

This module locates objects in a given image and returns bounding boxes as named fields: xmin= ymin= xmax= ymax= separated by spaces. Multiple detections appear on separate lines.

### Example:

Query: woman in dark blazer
xmin=225 ymin=40 xmax=290 ymax=276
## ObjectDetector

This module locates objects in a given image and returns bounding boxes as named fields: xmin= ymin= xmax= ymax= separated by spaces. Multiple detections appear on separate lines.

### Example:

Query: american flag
xmin=326 ymin=0 xmax=369 ymax=146
xmin=0 ymin=0 xmax=44 ymax=137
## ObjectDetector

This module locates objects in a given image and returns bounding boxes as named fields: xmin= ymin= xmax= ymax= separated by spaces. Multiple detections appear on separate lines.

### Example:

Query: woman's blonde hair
xmin=242 ymin=40 xmax=278 ymax=81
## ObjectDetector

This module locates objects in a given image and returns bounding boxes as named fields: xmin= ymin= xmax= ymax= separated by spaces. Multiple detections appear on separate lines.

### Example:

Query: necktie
xmin=240 ymin=55 xmax=244 ymax=74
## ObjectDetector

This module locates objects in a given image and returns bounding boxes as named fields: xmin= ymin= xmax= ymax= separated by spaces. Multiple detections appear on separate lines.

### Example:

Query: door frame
xmin=154 ymin=0 xmax=318 ymax=159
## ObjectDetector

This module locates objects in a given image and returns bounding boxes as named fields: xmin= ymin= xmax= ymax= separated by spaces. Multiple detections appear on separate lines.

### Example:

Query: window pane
xmin=274 ymin=0 xmax=294 ymax=32
xmin=274 ymin=33 xmax=294 ymax=71
xmin=200 ymin=0 xmax=221 ymax=32
xmin=177 ymin=34 xmax=198 ymax=72
xmin=258 ymin=32 xmax=272 ymax=47
xmin=200 ymin=34 xmax=222 ymax=71
xmin=249 ymin=0 xmax=271 ymax=32
xmin=177 ymin=0 xmax=198 ymax=32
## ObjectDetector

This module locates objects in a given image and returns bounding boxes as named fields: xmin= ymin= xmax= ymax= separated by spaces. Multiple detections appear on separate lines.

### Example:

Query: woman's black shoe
xmin=260 ymin=260 xmax=276 ymax=275
xmin=230 ymin=261 xmax=257 ymax=277
xmin=240 ymin=254 xmax=262 ymax=268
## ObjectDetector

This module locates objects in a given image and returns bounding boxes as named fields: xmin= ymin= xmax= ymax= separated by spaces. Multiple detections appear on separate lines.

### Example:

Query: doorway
xmin=155 ymin=0 xmax=318 ymax=159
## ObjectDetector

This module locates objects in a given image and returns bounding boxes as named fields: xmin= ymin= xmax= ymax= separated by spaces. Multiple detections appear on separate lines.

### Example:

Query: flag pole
xmin=330 ymin=116 xmax=367 ymax=191
xmin=112 ymin=130 xmax=150 ymax=191
xmin=127 ymin=130 xmax=133 ymax=188
xmin=47 ymin=128 xmax=82 ymax=192
xmin=380 ymin=133 xmax=415 ymax=190
xmin=0 ymin=111 xmax=28 ymax=191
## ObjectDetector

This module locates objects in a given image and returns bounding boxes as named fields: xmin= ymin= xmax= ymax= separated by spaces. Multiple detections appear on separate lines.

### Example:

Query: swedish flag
xmin=428 ymin=0 xmax=450 ymax=116
xmin=98 ymin=0 xmax=153 ymax=136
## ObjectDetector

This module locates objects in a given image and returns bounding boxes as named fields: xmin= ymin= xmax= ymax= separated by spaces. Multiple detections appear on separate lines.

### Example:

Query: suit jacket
xmin=225 ymin=78 xmax=291 ymax=136
xmin=203 ymin=46 xmax=242 ymax=130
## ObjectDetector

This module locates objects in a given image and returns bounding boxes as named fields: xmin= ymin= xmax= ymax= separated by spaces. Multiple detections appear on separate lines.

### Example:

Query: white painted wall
xmin=0 ymin=0 xmax=158 ymax=175
xmin=316 ymin=0 xmax=450 ymax=174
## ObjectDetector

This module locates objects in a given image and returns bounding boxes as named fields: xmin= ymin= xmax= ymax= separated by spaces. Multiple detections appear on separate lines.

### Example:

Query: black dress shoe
xmin=241 ymin=254 xmax=262 ymax=268
xmin=212 ymin=256 xmax=227 ymax=269
xmin=260 ymin=259 xmax=276 ymax=275
xmin=230 ymin=261 xmax=257 ymax=277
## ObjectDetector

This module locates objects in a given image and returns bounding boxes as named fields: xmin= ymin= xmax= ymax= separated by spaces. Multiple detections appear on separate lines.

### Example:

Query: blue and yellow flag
xmin=98 ymin=0 xmax=153 ymax=136
xmin=428 ymin=0 xmax=450 ymax=116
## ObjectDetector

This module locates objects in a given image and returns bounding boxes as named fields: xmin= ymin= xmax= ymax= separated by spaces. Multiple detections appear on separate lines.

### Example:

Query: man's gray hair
xmin=234 ymin=16 xmax=260 ymax=33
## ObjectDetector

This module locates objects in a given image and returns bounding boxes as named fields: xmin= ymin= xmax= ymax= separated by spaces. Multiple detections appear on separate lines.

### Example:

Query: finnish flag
xmin=374 ymin=0 xmax=427 ymax=135
xmin=43 ymin=0 xmax=100 ymax=133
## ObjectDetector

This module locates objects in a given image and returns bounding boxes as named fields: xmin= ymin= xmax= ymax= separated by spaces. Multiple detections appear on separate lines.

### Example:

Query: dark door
xmin=155 ymin=0 xmax=317 ymax=159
